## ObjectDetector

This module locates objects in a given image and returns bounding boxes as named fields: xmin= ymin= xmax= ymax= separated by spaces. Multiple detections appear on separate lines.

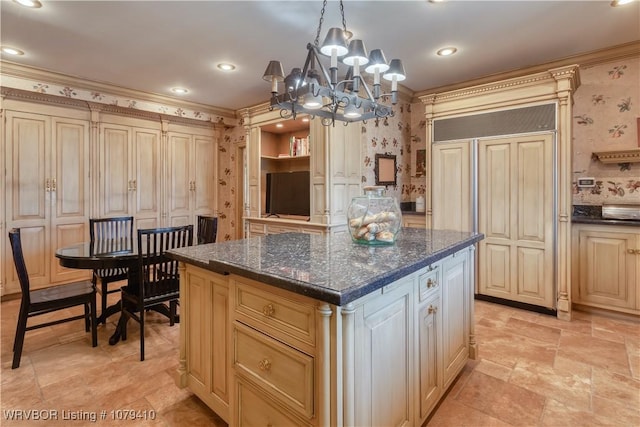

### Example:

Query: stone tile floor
xmin=1 ymin=293 xmax=638 ymax=426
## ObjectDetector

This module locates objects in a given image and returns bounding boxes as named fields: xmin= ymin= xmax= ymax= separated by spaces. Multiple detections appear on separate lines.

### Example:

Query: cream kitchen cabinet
xmin=180 ymin=265 xmax=229 ymax=421
xmin=173 ymin=230 xmax=479 ymax=426
xmin=4 ymin=109 xmax=90 ymax=294
xmin=166 ymin=130 xmax=216 ymax=227
xmin=403 ymin=213 xmax=427 ymax=229
xmin=98 ymin=121 xmax=161 ymax=229
xmin=572 ymin=224 xmax=639 ymax=315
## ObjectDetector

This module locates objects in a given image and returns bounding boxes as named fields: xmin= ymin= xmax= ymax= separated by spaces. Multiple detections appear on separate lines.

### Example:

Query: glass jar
xmin=347 ymin=186 xmax=402 ymax=245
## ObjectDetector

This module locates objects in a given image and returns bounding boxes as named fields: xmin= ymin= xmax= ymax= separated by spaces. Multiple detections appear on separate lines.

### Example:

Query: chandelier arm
xmin=308 ymin=45 xmax=335 ymax=91
xmin=356 ymin=76 xmax=378 ymax=104
xmin=314 ymin=0 xmax=328 ymax=47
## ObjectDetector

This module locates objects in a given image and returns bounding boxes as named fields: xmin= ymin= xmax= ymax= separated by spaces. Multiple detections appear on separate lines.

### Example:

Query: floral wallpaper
xmin=572 ymin=57 xmax=640 ymax=205
xmin=218 ymin=119 xmax=246 ymax=241
xmin=1 ymin=74 xmax=234 ymax=125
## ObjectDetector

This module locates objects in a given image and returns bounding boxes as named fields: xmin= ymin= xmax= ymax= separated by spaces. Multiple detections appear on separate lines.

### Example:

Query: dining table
xmin=55 ymin=238 xmax=177 ymax=345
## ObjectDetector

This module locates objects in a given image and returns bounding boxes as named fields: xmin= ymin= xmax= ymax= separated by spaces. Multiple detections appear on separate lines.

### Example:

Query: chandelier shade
xmin=262 ymin=0 xmax=406 ymax=125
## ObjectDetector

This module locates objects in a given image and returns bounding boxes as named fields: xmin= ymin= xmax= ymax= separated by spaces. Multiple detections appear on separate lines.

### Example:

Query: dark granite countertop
xmin=167 ymin=228 xmax=483 ymax=306
xmin=572 ymin=204 xmax=640 ymax=227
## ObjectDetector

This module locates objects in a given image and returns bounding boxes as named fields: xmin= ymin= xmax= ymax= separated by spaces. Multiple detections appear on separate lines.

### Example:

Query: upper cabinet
xmin=166 ymin=128 xmax=217 ymax=227
xmin=243 ymin=109 xmax=360 ymax=236
xmin=98 ymin=121 xmax=161 ymax=229
xmin=4 ymin=108 xmax=90 ymax=293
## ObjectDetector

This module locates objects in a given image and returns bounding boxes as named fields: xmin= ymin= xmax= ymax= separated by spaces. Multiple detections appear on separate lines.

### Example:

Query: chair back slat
xmin=89 ymin=216 xmax=134 ymax=255
xmin=137 ymin=225 xmax=193 ymax=302
xmin=197 ymin=215 xmax=218 ymax=244
xmin=8 ymin=229 xmax=31 ymax=302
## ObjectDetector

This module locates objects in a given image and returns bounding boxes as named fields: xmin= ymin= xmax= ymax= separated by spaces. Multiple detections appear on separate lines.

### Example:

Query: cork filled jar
xmin=347 ymin=186 xmax=402 ymax=245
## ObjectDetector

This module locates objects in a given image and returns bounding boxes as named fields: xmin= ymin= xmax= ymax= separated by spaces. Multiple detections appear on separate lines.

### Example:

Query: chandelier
xmin=262 ymin=0 xmax=406 ymax=126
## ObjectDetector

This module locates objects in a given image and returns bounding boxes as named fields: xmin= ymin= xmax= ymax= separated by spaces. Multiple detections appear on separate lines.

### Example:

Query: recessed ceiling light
xmin=171 ymin=87 xmax=189 ymax=94
xmin=302 ymin=117 xmax=310 ymax=123
xmin=217 ymin=63 xmax=236 ymax=71
xmin=610 ymin=0 xmax=635 ymax=6
xmin=1 ymin=46 xmax=25 ymax=56
xmin=13 ymin=0 xmax=42 ymax=8
xmin=275 ymin=123 xmax=284 ymax=128
xmin=437 ymin=47 xmax=457 ymax=57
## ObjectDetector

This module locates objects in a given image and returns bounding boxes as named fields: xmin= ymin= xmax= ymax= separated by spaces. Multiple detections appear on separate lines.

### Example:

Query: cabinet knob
xmin=45 ymin=178 xmax=51 ymax=192
xmin=51 ymin=178 xmax=57 ymax=192
xmin=426 ymin=278 xmax=437 ymax=288
xmin=428 ymin=305 xmax=438 ymax=314
xmin=262 ymin=303 xmax=275 ymax=317
xmin=258 ymin=358 xmax=271 ymax=372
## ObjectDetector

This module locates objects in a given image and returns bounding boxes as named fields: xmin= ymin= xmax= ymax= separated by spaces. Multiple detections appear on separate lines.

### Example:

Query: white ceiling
xmin=1 ymin=0 xmax=639 ymax=111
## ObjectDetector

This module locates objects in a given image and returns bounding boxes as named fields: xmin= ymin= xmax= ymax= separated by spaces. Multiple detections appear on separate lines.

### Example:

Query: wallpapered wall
xmin=572 ymin=57 xmax=640 ymax=205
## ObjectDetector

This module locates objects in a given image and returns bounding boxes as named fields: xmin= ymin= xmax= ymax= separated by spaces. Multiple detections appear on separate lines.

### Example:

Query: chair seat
xmin=31 ymin=280 xmax=95 ymax=305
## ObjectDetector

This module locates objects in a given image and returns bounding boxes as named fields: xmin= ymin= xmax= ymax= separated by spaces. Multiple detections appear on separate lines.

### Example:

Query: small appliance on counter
xmin=602 ymin=202 xmax=640 ymax=221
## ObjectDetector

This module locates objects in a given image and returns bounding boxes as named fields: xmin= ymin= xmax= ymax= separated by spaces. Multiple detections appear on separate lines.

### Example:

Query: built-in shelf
xmin=261 ymin=155 xmax=310 ymax=160
xmin=593 ymin=148 xmax=640 ymax=164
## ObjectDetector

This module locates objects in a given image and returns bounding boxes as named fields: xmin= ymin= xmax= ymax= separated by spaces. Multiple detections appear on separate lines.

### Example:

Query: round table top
xmin=55 ymin=239 xmax=138 ymax=270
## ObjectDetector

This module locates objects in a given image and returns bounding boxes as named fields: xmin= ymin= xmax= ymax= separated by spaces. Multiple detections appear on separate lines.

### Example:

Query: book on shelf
xmin=289 ymin=135 xmax=310 ymax=157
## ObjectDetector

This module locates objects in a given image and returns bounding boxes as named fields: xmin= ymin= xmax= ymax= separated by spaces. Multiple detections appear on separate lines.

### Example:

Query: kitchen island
xmin=167 ymin=228 xmax=483 ymax=426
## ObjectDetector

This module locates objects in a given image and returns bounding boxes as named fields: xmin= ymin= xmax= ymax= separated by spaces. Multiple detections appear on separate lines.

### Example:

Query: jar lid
xmin=363 ymin=185 xmax=385 ymax=196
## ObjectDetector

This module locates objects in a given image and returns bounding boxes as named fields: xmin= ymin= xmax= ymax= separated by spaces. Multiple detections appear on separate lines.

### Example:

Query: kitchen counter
xmin=167 ymin=228 xmax=483 ymax=305
xmin=572 ymin=204 xmax=640 ymax=227
xmin=170 ymin=228 xmax=483 ymax=425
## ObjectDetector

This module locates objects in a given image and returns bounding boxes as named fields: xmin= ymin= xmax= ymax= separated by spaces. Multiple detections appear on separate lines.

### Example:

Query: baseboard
xmin=474 ymin=294 xmax=557 ymax=317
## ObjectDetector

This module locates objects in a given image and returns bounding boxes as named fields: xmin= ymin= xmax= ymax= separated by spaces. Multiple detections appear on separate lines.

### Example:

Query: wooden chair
xmin=8 ymin=228 xmax=97 ymax=369
xmin=197 ymin=215 xmax=218 ymax=244
xmin=121 ymin=225 xmax=193 ymax=361
xmin=89 ymin=216 xmax=134 ymax=324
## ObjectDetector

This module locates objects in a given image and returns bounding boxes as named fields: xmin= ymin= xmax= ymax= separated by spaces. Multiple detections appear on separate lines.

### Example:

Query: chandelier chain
xmin=313 ymin=0 xmax=328 ymax=46
xmin=339 ymin=0 xmax=348 ymax=34
xmin=313 ymin=0 xmax=348 ymax=46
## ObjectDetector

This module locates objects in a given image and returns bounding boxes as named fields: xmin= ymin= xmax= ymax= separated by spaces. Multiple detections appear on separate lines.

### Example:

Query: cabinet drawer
xmin=418 ymin=264 xmax=440 ymax=302
xmin=266 ymin=224 xmax=300 ymax=234
xmin=234 ymin=280 xmax=316 ymax=347
xmin=236 ymin=378 xmax=311 ymax=427
xmin=234 ymin=323 xmax=315 ymax=419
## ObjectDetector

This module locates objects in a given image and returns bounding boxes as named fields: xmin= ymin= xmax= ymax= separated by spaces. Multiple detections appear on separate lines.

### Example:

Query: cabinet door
xmin=431 ymin=141 xmax=472 ymax=232
xmin=576 ymin=229 xmax=636 ymax=310
xmin=50 ymin=117 xmax=89 ymax=283
xmin=185 ymin=268 xmax=229 ymax=419
xmin=354 ymin=280 xmax=413 ymax=427
xmin=132 ymin=128 xmax=161 ymax=229
xmin=441 ymin=250 xmax=469 ymax=389
xmin=192 ymin=134 xmax=216 ymax=218
xmin=4 ymin=111 xmax=51 ymax=292
xmin=99 ymin=124 xmax=132 ymax=217
xmin=167 ymin=132 xmax=193 ymax=226
xmin=417 ymin=296 xmax=441 ymax=421
xmin=478 ymin=134 xmax=554 ymax=308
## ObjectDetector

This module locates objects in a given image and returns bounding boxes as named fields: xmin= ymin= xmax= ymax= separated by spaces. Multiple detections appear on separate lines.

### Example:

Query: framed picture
xmin=375 ymin=154 xmax=397 ymax=186
xmin=415 ymin=149 xmax=426 ymax=177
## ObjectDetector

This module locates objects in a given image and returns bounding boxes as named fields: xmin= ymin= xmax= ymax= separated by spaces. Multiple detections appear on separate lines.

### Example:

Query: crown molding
xmin=413 ymin=41 xmax=639 ymax=102
xmin=0 ymin=60 xmax=237 ymax=120
xmin=1 ymin=87 xmax=234 ymax=129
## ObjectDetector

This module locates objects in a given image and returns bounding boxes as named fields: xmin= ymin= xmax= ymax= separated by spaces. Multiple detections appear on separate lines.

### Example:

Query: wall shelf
xmin=593 ymin=148 xmax=640 ymax=164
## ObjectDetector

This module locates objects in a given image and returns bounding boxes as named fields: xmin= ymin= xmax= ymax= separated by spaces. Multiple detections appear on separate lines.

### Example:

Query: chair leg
xmin=121 ymin=300 xmax=128 ymax=342
xmin=140 ymin=308 xmax=145 ymax=361
xmin=84 ymin=303 xmax=90 ymax=332
xmin=12 ymin=304 xmax=29 ymax=369
xmin=90 ymin=296 xmax=98 ymax=347
xmin=100 ymin=279 xmax=108 ymax=325
xmin=169 ymin=300 xmax=177 ymax=326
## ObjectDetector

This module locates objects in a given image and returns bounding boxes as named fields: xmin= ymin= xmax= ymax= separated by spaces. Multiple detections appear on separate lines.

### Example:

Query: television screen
xmin=266 ymin=171 xmax=310 ymax=216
